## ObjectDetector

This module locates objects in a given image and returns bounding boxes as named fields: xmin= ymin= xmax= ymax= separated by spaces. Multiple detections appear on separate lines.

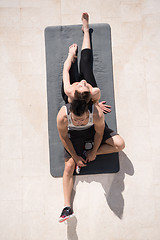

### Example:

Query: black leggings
xmin=61 ymin=48 xmax=97 ymax=103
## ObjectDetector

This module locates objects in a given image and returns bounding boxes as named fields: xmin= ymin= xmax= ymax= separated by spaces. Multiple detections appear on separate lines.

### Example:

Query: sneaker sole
xmin=76 ymin=165 xmax=81 ymax=174
xmin=59 ymin=213 xmax=75 ymax=223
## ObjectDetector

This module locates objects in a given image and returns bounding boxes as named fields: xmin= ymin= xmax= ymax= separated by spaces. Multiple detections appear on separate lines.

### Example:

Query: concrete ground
xmin=0 ymin=0 xmax=160 ymax=239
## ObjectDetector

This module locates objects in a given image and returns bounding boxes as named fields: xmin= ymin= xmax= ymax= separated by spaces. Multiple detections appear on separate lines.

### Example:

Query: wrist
xmin=91 ymin=148 xmax=97 ymax=155
xmin=71 ymin=153 xmax=78 ymax=161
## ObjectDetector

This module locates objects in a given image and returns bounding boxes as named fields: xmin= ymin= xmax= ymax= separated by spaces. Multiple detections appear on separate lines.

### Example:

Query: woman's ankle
xmin=84 ymin=28 xmax=89 ymax=33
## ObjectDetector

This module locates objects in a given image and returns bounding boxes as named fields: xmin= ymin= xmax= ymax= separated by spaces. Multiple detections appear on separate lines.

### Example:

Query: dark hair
xmin=70 ymin=99 xmax=88 ymax=116
xmin=70 ymin=91 xmax=93 ymax=116
xmin=74 ymin=90 xmax=91 ymax=103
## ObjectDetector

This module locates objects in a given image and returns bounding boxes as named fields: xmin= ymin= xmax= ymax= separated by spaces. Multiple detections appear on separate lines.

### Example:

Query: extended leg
xmin=79 ymin=13 xmax=97 ymax=87
xmin=81 ymin=13 xmax=91 ymax=50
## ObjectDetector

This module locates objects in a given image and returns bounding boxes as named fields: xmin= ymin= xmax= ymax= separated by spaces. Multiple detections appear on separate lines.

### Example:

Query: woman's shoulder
xmin=90 ymin=87 xmax=101 ymax=102
xmin=57 ymin=106 xmax=68 ymax=125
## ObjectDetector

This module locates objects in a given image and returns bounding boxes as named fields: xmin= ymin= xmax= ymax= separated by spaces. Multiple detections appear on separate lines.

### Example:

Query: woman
xmin=61 ymin=12 xmax=111 ymax=114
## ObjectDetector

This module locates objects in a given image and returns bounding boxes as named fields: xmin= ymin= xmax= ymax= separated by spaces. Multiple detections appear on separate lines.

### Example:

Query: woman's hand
xmin=86 ymin=150 xmax=97 ymax=162
xmin=74 ymin=155 xmax=87 ymax=167
xmin=98 ymin=101 xmax=111 ymax=114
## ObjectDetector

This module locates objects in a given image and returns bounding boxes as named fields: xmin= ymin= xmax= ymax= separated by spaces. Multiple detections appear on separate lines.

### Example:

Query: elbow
xmin=60 ymin=135 xmax=69 ymax=144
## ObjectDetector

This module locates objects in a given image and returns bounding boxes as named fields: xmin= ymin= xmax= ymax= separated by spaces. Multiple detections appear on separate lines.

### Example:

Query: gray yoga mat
xmin=45 ymin=23 xmax=119 ymax=177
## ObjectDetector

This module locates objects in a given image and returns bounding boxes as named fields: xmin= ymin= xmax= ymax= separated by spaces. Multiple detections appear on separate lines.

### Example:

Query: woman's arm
xmin=86 ymin=105 xmax=105 ymax=162
xmin=63 ymin=53 xmax=74 ymax=71
xmin=63 ymin=53 xmax=75 ymax=96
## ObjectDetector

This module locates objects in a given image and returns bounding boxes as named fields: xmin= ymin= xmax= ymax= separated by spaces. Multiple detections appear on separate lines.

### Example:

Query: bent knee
xmin=116 ymin=136 xmax=125 ymax=151
xmin=64 ymin=158 xmax=75 ymax=176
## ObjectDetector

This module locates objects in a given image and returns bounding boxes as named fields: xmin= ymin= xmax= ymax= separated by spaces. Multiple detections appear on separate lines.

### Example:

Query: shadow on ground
xmin=66 ymin=151 xmax=134 ymax=240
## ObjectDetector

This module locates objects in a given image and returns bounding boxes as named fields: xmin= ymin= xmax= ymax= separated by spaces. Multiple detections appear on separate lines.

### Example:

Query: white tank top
xmin=65 ymin=104 xmax=94 ymax=131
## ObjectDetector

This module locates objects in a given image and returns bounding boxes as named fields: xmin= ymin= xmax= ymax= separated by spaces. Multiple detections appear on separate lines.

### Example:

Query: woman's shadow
xmin=66 ymin=151 xmax=134 ymax=240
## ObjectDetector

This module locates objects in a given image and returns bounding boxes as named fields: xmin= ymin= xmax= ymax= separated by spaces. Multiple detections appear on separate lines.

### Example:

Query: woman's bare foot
xmin=81 ymin=12 xmax=89 ymax=33
xmin=68 ymin=43 xmax=78 ymax=63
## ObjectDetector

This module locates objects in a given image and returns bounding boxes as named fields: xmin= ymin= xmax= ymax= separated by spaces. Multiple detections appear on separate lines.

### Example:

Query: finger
xmin=80 ymin=160 xmax=87 ymax=166
xmin=81 ymin=163 xmax=86 ymax=167
xmin=103 ymin=109 xmax=110 ymax=113
xmin=103 ymin=106 xmax=111 ymax=109
xmin=78 ymin=162 xmax=83 ymax=167
xmin=105 ymin=108 xmax=111 ymax=112
xmin=104 ymin=106 xmax=111 ymax=110
xmin=83 ymin=159 xmax=87 ymax=164
xmin=103 ymin=111 xmax=110 ymax=114
xmin=99 ymin=101 xmax=106 ymax=104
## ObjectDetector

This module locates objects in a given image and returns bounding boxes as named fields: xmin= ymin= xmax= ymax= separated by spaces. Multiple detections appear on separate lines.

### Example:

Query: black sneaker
xmin=59 ymin=207 xmax=74 ymax=223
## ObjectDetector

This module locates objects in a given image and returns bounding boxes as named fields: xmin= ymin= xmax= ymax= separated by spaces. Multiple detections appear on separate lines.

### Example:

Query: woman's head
xmin=70 ymin=79 xmax=93 ymax=121
xmin=70 ymin=99 xmax=88 ymax=116
xmin=70 ymin=111 xmax=89 ymax=126
xmin=70 ymin=99 xmax=89 ymax=125
xmin=70 ymin=89 xmax=93 ymax=125
xmin=74 ymin=89 xmax=91 ymax=103
xmin=74 ymin=80 xmax=90 ymax=94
